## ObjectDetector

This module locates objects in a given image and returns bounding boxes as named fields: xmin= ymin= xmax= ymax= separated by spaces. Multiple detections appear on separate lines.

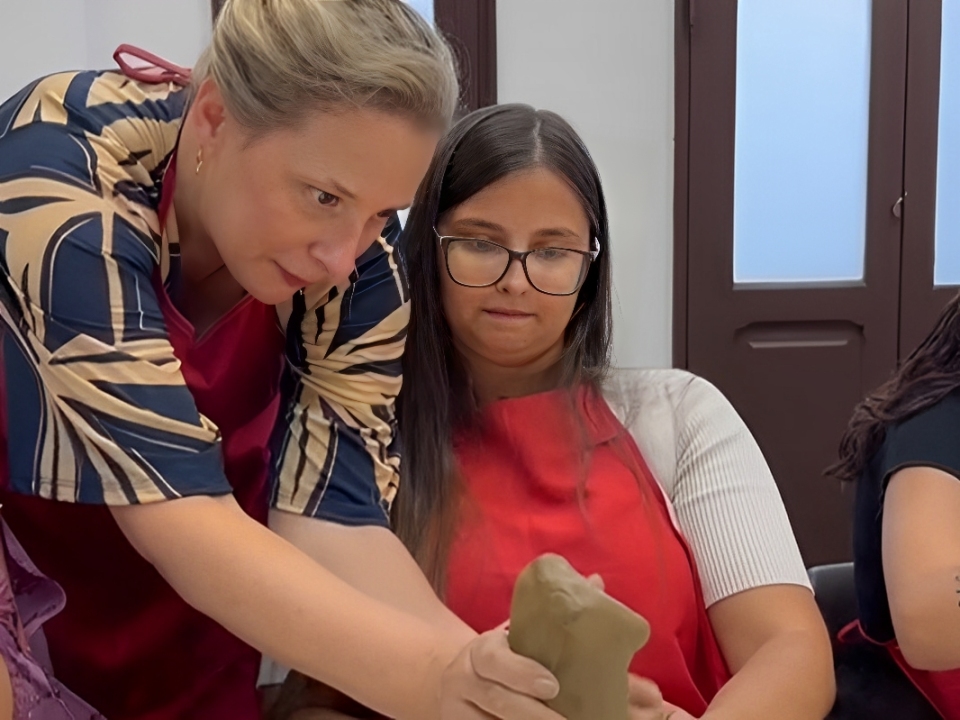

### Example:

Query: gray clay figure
xmin=508 ymin=554 xmax=651 ymax=720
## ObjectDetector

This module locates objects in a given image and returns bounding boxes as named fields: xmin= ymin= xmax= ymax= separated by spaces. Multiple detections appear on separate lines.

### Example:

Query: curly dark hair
xmin=829 ymin=291 xmax=960 ymax=483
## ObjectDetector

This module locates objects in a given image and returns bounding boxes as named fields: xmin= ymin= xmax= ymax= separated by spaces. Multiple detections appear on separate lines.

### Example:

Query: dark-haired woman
xmin=834 ymin=294 xmax=960 ymax=719
xmin=394 ymin=104 xmax=836 ymax=720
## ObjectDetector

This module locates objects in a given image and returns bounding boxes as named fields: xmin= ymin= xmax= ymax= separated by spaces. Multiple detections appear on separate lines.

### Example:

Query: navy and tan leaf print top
xmin=0 ymin=70 xmax=406 ymax=524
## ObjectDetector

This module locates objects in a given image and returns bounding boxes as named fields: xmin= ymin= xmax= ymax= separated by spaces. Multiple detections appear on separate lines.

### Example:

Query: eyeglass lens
xmin=445 ymin=238 xmax=588 ymax=295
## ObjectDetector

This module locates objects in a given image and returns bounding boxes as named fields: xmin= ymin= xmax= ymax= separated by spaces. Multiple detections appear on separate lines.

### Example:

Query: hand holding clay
xmin=628 ymin=676 xmax=667 ymax=720
xmin=439 ymin=623 xmax=567 ymax=720
xmin=627 ymin=677 xmax=699 ymax=720
xmin=508 ymin=554 xmax=652 ymax=720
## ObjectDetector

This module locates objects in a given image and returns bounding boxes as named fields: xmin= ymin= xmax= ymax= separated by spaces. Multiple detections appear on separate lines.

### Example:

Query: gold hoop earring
xmin=195 ymin=148 xmax=204 ymax=175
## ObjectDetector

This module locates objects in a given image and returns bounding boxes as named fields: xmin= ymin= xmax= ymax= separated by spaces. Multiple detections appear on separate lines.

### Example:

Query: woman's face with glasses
xmin=437 ymin=167 xmax=594 ymax=375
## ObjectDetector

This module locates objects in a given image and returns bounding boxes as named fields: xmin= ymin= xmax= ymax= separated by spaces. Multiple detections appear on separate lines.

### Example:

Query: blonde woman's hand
xmin=438 ymin=622 xmax=565 ymax=720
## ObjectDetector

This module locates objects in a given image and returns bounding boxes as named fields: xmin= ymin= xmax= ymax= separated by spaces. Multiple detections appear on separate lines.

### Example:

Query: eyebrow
xmin=328 ymin=179 xmax=357 ymax=202
xmin=535 ymin=227 xmax=582 ymax=240
xmin=309 ymin=175 xmax=409 ymax=216
xmin=452 ymin=218 xmax=506 ymax=234
xmin=452 ymin=218 xmax=582 ymax=240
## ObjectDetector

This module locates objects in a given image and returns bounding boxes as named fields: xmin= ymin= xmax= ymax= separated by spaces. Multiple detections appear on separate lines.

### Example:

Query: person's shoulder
xmin=4 ymin=70 xmax=185 ymax=127
xmin=0 ymin=71 xmax=185 ymax=291
xmin=877 ymin=388 xmax=960 ymax=482
xmin=895 ymin=388 xmax=960 ymax=428
xmin=602 ymin=367 xmax=727 ymax=423
xmin=1 ymin=70 xmax=187 ymax=176
xmin=885 ymin=389 xmax=960 ymax=451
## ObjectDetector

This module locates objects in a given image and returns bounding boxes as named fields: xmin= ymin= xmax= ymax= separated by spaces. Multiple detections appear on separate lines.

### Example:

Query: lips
xmin=277 ymin=263 xmax=313 ymax=289
xmin=483 ymin=308 xmax=534 ymax=319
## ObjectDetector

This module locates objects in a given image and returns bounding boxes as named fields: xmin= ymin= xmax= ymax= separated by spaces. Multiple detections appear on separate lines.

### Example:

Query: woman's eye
xmin=313 ymin=188 xmax=340 ymax=207
xmin=469 ymin=240 xmax=497 ymax=253
xmin=536 ymin=248 xmax=567 ymax=261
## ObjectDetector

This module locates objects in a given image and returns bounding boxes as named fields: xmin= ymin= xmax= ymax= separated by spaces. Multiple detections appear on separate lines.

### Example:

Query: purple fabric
xmin=0 ymin=520 xmax=104 ymax=719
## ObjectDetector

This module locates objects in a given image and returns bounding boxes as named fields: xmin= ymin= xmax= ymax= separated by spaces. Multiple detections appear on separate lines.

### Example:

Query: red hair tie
xmin=113 ymin=44 xmax=192 ymax=87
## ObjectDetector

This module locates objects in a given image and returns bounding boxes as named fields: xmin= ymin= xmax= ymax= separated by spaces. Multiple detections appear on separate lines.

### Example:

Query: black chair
xmin=808 ymin=563 xmax=940 ymax=720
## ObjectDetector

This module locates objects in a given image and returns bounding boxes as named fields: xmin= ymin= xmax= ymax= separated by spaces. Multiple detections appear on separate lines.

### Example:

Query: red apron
xmin=445 ymin=387 xmax=730 ymax=716
xmin=841 ymin=621 xmax=960 ymax=719
xmin=0 ymin=86 xmax=287 ymax=716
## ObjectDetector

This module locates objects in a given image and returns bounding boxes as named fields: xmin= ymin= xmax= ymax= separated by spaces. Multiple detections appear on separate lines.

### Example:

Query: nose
xmin=496 ymin=253 xmax=530 ymax=294
xmin=309 ymin=225 xmax=367 ymax=285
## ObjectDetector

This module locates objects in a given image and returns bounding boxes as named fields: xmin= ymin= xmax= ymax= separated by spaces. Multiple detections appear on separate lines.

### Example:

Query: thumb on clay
xmin=587 ymin=573 xmax=605 ymax=591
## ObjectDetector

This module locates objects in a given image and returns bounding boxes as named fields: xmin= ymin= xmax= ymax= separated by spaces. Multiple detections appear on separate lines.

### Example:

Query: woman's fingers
xmin=465 ymin=679 xmax=567 ymax=720
xmin=628 ymin=674 xmax=663 ymax=708
xmin=469 ymin=626 xmax=559 ymax=699
xmin=662 ymin=702 xmax=698 ymax=720
xmin=628 ymin=675 xmax=677 ymax=720
xmin=440 ymin=626 xmax=564 ymax=720
xmin=627 ymin=685 xmax=697 ymax=720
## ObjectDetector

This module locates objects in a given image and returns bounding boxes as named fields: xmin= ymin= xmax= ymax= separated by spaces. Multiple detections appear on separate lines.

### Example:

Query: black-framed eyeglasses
xmin=435 ymin=227 xmax=600 ymax=297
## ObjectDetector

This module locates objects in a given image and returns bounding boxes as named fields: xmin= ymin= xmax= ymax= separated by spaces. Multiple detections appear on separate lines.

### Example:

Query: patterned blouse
xmin=0 ymin=69 xmax=406 ymax=524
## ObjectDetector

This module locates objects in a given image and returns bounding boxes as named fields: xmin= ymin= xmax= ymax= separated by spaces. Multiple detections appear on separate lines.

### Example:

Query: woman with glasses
xmin=393 ymin=104 xmax=836 ymax=720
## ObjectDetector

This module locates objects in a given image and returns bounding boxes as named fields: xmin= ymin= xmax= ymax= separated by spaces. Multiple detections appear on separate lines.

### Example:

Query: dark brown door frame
xmin=435 ymin=0 xmax=498 ymax=112
xmin=674 ymin=0 xmax=911 ymax=370
xmin=676 ymin=0 xmax=910 ymax=565
xmin=677 ymin=0 xmax=959 ymax=366
xmin=673 ymin=0 xmax=693 ymax=369
xmin=900 ymin=0 xmax=956 ymax=356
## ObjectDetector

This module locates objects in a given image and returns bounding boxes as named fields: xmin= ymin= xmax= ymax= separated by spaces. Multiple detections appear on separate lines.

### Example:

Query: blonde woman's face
xmin=194 ymin=90 xmax=441 ymax=304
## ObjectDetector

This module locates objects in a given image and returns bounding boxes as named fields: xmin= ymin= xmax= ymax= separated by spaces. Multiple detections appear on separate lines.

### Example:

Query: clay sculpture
xmin=508 ymin=554 xmax=651 ymax=720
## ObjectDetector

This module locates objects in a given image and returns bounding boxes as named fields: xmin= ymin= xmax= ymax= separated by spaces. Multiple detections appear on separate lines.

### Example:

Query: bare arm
xmin=701 ymin=585 xmax=835 ymax=720
xmin=112 ymin=496 xmax=449 ymax=719
xmin=268 ymin=510 xmax=473 ymax=638
xmin=112 ymin=496 xmax=562 ymax=720
xmin=882 ymin=466 xmax=960 ymax=671
xmin=261 ymin=512 xmax=473 ymax=719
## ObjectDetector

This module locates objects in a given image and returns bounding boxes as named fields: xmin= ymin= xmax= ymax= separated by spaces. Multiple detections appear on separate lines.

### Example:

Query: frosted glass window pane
xmin=936 ymin=0 xmax=960 ymax=286
xmin=734 ymin=0 xmax=872 ymax=283
xmin=403 ymin=0 xmax=434 ymax=24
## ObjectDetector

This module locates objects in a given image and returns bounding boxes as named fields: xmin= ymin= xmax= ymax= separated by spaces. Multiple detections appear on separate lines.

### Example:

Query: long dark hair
xmin=394 ymin=104 xmax=613 ymax=589
xmin=830 ymin=292 xmax=960 ymax=483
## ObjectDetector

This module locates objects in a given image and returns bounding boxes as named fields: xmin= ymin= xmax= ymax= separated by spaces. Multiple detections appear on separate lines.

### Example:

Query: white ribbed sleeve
xmin=603 ymin=369 xmax=812 ymax=607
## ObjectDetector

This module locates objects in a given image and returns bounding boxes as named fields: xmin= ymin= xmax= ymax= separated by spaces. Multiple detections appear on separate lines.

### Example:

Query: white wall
xmin=0 ymin=0 xmax=210 ymax=101
xmin=0 ymin=0 xmax=677 ymax=366
xmin=498 ymin=0 xmax=676 ymax=368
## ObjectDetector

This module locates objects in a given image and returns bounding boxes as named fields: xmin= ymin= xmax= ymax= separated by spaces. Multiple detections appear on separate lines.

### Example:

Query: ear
xmin=189 ymin=78 xmax=229 ymax=151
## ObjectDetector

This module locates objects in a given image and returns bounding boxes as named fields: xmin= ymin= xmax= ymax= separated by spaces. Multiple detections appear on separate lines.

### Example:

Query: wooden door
xmin=900 ymin=0 xmax=960 ymax=355
xmin=679 ymin=0 xmax=908 ymax=565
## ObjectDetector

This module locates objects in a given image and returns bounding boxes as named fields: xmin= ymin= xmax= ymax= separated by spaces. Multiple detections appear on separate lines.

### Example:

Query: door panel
xmin=900 ymin=0 xmax=959 ymax=356
xmin=733 ymin=0 xmax=873 ymax=284
xmin=685 ymin=0 xmax=907 ymax=565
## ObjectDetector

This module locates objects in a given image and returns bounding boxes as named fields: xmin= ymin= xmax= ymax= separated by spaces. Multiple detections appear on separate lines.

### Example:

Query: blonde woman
xmin=0 ymin=2 xmax=563 ymax=719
